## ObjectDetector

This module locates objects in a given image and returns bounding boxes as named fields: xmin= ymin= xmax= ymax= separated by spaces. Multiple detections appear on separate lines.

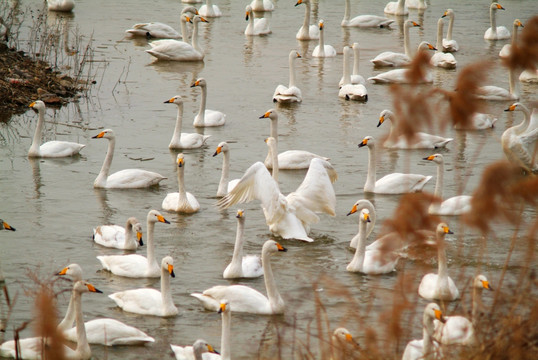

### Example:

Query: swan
xmin=250 ymin=0 xmax=274 ymax=12
xmin=191 ymin=78 xmax=226 ymax=127
xmin=28 ymin=101 xmax=85 ymax=158
xmin=346 ymin=208 xmax=399 ymax=274
xmin=223 ymin=210 xmax=263 ymax=279
xmin=499 ymin=19 xmax=524 ymax=58
xmin=339 ymin=42 xmax=366 ymax=87
xmin=0 ymin=220 xmax=15 ymax=231
xmin=377 ymin=109 xmax=453 ymax=149
xmin=358 ymin=136 xmax=432 ymax=194
xmin=93 ymin=217 xmax=143 ymax=250
xmin=484 ymin=3 xmax=510 ymax=40
xmin=476 ymin=65 xmax=519 ymax=101
xmin=245 ymin=5 xmax=271 ymax=36
xmin=199 ymin=0 xmax=222 ymax=17
xmin=370 ymin=20 xmax=420 ymax=67
xmin=56 ymin=264 xmax=155 ymax=346
xmin=454 ymin=112 xmax=497 ymax=130
xmin=441 ymin=9 xmax=459 ymax=52
xmin=146 ymin=15 xmax=208 ymax=61
xmin=433 ymin=274 xmax=493 ymax=346
xmin=384 ymin=0 xmax=408 ymax=16
xmin=402 ymin=303 xmax=445 ymax=360
xmin=97 ymin=210 xmax=170 ymax=278
xmin=418 ymin=222 xmax=460 ymax=301
xmin=331 ymin=328 xmax=360 ymax=358
xmin=109 ymin=256 xmax=179 ymax=317
xmin=430 ymin=18 xmax=457 ymax=69
xmin=502 ymin=102 xmax=538 ymax=172
xmin=125 ymin=7 xmax=198 ymax=39
xmin=92 ymin=129 xmax=166 ymax=189
xmin=340 ymin=46 xmax=368 ymax=102
xmin=295 ymin=0 xmax=319 ymax=40
xmin=165 ymin=95 xmax=211 ymax=149
xmin=519 ymin=69 xmax=538 ymax=83
xmin=214 ymin=142 xmax=240 ymax=197
xmin=260 ymin=109 xmax=330 ymax=169
xmin=191 ymin=240 xmax=287 ymax=314
xmin=341 ymin=0 xmax=394 ymax=28
xmin=162 ymin=153 xmax=200 ymax=213
xmin=423 ymin=154 xmax=472 ymax=215
xmin=171 ymin=339 xmax=220 ymax=360
xmin=47 ymin=0 xmax=75 ymax=12
xmin=405 ymin=0 xmax=426 ymax=10
xmin=312 ymin=20 xmax=336 ymax=57
xmin=0 ymin=281 xmax=101 ymax=360
xmin=273 ymin=50 xmax=303 ymax=103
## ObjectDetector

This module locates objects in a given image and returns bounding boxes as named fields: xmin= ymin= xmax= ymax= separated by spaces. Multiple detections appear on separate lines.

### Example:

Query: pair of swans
xmin=502 ymin=103 xmax=538 ymax=172
xmin=358 ymin=136 xmax=432 ymax=194
xmin=199 ymin=0 xmax=222 ymax=18
xmin=339 ymin=46 xmax=368 ymax=102
xmin=191 ymin=78 xmax=226 ymax=127
xmin=295 ymin=0 xmax=319 ymax=40
xmin=377 ymin=110 xmax=453 ymax=149
xmin=214 ymin=142 xmax=240 ymax=197
xmin=245 ymin=5 xmax=271 ymax=36
xmin=97 ymin=210 xmax=170 ymax=278
xmin=273 ymin=50 xmax=302 ymax=103
xmin=341 ymin=0 xmax=394 ymax=28
xmin=92 ymin=129 xmax=166 ymax=189
xmin=47 ymin=0 xmax=75 ymax=12
xmin=171 ymin=339 xmax=220 ymax=360
xmin=339 ymin=42 xmax=366 ymax=87
xmin=441 ymin=9 xmax=459 ymax=52
xmin=162 ymin=153 xmax=200 ymax=213
xmin=0 ymin=220 xmax=15 ymax=231
xmin=312 ymin=20 xmax=336 ymax=58
xmin=191 ymin=240 xmax=287 ymax=314
xmin=370 ymin=20 xmax=420 ymax=68
xmin=499 ymin=19 xmax=524 ymax=58
xmin=165 ymin=95 xmax=211 ymax=149
xmin=93 ymin=216 xmax=143 ymax=250
xmin=125 ymin=6 xmax=198 ymax=39
xmin=28 ymin=101 xmax=85 ymax=158
xmin=384 ymin=0 xmax=408 ymax=16
xmin=109 ymin=256 xmax=179 ymax=317
xmin=484 ymin=3 xmax=510 ymax=40
xmin=146 ymin=15 xmax=208 ymax=61
xmin=431 ymin=18 xmax=457 ymax=69
xmin=402 ymin=303 xmax=444 ymax=360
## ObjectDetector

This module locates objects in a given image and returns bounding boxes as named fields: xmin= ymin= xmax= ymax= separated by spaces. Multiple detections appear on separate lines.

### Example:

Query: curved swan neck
xmin=343 ymin=47 xmax=352 ymax=85
xmin=29 ymin=107 xmax=45 ymax=156
xmin=171 ymin=102 xmax=184 ymax=145
xmin=490 ymin=5 xmax=497 ymax=37
xmin=197 ymin=83 xmax=207 ymax=121
xmin=422 ymin=314 xmax=435 ymax=358
xmin=95 ymin=136 xmax=115 ymax=188
xmin=446 ymin=12 xmax=454 ymax=40
xmin=436 ymin=18 xmax=444 ymax=51
xmin=124 ymin=219 xmax=135 ymax=248
xmin=350 ymin=217 xmax=368 ymax=271
xmin=73 ymin=288 xmax=90 ymax=358
xmin=146 ymin=220 xmax=157 ymax=271
xmin=57 ymin=291 xmax=76 ymax=331
xmin=403 ymin=21 xmax=413 ymax=57
xmin=515 ymin=105 xmax=531 ymax=134
xmin=220 ymin=308 xmax=231 ymax=360
xmin=262 ymin=249 xmax=282 ymax=311
xmin=352 ymin=45 xmax=360 ymax=75
xmin=365 ymin=143 xmax=376 ymax=192
xmin=302 ymin=1 xmax=311 ymax=29
xmin=217 ymin=150 xmax=230 ymax=196
xmin=289 ymin=52 xmax=297 ymax=88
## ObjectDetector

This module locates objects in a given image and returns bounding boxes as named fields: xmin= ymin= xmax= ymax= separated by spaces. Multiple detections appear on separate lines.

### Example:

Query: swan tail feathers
xmin=190 ymin=293 xmax=220 ymax=311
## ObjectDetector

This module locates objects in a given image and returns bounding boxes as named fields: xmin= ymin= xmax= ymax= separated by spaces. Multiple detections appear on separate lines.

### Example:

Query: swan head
xmin=289 ymin=50 xmax=302 ymax=59
xmin=245 ymin=5 xmax=252 ymax=20
xmin=164 ymin=95 xmax=182 ymax=105
xmin=177 ymin=153 xmax=185 ymax=167
xmin=259 ymin=109 xmax=277 ymax=120
xmin=193 ymin=340 xmax=219 ymax=356
xmin=417 ymin=41 xmax=437 ymax=51
xmin=504 ymin=102 xmax=526 ymax=112
xmin=1 ymin=220 xmax=15 ymax=231
xmin=491 ymin=3 xmax=505 ymax=11
xmin=332 ymin=327 xmax=358 ymax=346
xmin=57 ymin=263 xmax=83 ymax=281
xmin=436 ymin=222 xmax=453 ymax=236
xmin=190 ymin=15 xmax=209 ymax=24
xmin=423 ymin=153 xmax=444 ymax=164
xmin=147 ymin=209 xmax=170 ymax=224
xmin=132 ymin=222 xmax=144 ymax=246
xmin=359 ymin=209 xmax=371 ymax=223
xmin=162 ymin=256 xmax=175 ymax=278
xmin=358 ymin=136 xmax=374 ymax=148
xmin=213 ymin=141 xmax=229 ymax=157
xmin=236 ymin=209 xmax=245 ymax=219
xmin=319 ymin=19 xmax=325 ymax=30
xmin=513 ymin=19 xmax=524 ymax=28
xmin=217 ymin=299 xmax=229 ymax=314
xmin=346 ymin=199 xmax=374 ymax=216
xmin=377 ymin=110 xmax=394 ymax=127
xmin=263 ymin=239 xmax=287 ymax=254
xmin=29 ymin=100 xmax=46 ymax=112
xmin=441 ymin=9 xmax=454 ymax=18
xmin=265 ymin=137 xmax=277 ymax=147
xmin=73 ymin=280 xmax=103 ymax=295
xmin=352 ymin=42 xmax=359 ymax=51
xmin=191 ymin=78 xmax=207 ymax=88
xmin=474 ymin=274 xmax=494 ymax=291
xmin=92 ymin=129 xmax=115 ymax=140
xmin=405 ymin=20 xmax=421 ymax=30
xmin=425 ymin=303 xmax=446 ymax=323
xmin=181 ymin=6 xmax=199 ymax=16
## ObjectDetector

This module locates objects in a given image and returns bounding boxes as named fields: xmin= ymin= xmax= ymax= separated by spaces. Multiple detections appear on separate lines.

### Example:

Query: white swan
xmin=125 ymin=7 xmax=198 ymax=39
xmin=93 ymin=217 xmax=143 ymax=250
xmin=312 ymin=20 xmax=336 ymax=58
xmin=92 ymin=129 xmax=166 ymax=189
xmin=502 ymin=102 xmax=538 ymax=172
xmin=191 ymin=78 xmax=226 ymax=127
xmin=402 ymin=303 xmax=444 ymax=360
xmin=97 ymin=210 xmax=170 ymax=278
xmin=0 ymin=281 xmax=101 ymax=360
xmin=0 ymin=219 xmax=15 ymax=231
xmin=171 ymin=339 xmax=220 ymax=360
xmin=433 ymin=274 xmax=493 ymax=346
xmin=339 ymin=42 xmax=366 ymax=87
xmin=273 ymin=50 xmax=302 ymax=103
xmin=165 ymin=95 xmax=211 ymax=149
xmin=384 ymin=0 xmax=408 ymax=16
xmin=244 ymin=5 xmax=271 ymax=36
xmin=520 ymin=69 xmax=538 ymax=83
xmin=358 ymin=136 xmax=432 ymax=194
xmin=341 ymin=0 xmax=394 ymax=28
xmin=405 ymin=0 xmax=426 ymax=10
xmin=223 ymin=210 xmax=263 ymax=279
xmin=484 ymin=3 xmax=510 ymax=40
xmin=370 ymin=20 xmax=420 ymax=67
xmin=418 ymin=222 xmax=460 ymax=301
xmin=454 ymin=112 xmax=497 ymax=130
xmin=109 ymin=256 xmax=179 ymax=317
xmin=331 ymin=328 xmax=360 ymax=358
xmin=347 ymin=208 xmax=399 ymax=274
xmin=28 ymin=101 xmax=85 ymax=158
xmin=295 ymin=0 xmax=319 ymax=40
xmin=339 ymin=46 xmax=368 ymax=102
xmin=199 ymin=0 xmax=222 ymax=17
xmin=250 ymin=0 xmax=274 ymax=12
xmin=146 ymin=15 xmax=208 ymax=61
xmin=192 ymin=240 xmax=287 ymax=314
xmin=431 ymin=18 xmax=457 ymax=69
xmin=47 ymin=0 xmax=75 ymax=12
xmin=476 ymin=65 xmax=519 ymax=101
xmin=162 ymin=153 xmax=200 ymax=213
xmin=377 ymin=109 xmax=453 ymax=149
xmin=214 ymin=142 xmax=240 ymax=197
xmin=499 ymin=19 xmax=524 ymax=58
xmin=423 ymin=154 xmax=472 ymax=215
xmin=441 ymin=9 xmax=459 ymax=52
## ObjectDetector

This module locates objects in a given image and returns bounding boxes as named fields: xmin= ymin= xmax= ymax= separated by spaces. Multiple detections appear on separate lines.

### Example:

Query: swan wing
xmin=109 ymin=288 xmax=163 ymax=315
xmin=170 ymin=133 xmax=211 ymax=149
xmin=277 ymin=150 xmax=329 ymax=169
xmin=442 ymin=38 xmax=459 ymax=52
xmin=203 ymin=110 xmax=226 ymax=127
xmin=253 ymin=18 xmax=271 ymax=35
xmin=93 ymin=225 xmax=126 ymax=248
xmin=273 ymin=85 xmax=302 ymax=102
xmin=455 ymin=113 xmax=497 ymax=130
xmin=127 ymin=22 xmax=180 ymax=39
xmin=361 ymin=249 xmax=399 ymax=274
xmin=434 ymin=316 xmax=474 ymax=345
xmin=63 ymin=318 xmax=155 ymax=346
xmin=339 ymin=84 xmax=368 ymax=102
xmin=104 ymin=169 xmax=165 ymax=189
xmin=97 ymin=254 xmax=156 ymax=278
xmin=146 ymin=40 xmax=203 ymax=61
xmin=242 ymin=255 xmax=263 ymax=278
xmin=371 ymin=52 xmax=410 ymax=67
xmin=374 ymin=173 xmax=432 ymax=194
xmin=193 ymin=285 xmax=271 ymax=314
xmin=431 ymin=52 xmax=457 ymax=69
xmin=0 ymin=337 xmax=45 ymax=359
xmin=39 ymin=141 xmax=85 ymax=157
xmin=432 ymin=195 xmax=472 ymax=215
xmin=344 ymin=15 xmax=394 ymax=28
xmin=368 ymin=69 xmax=407 ymax=84
xmin=477 ymin=85 xmax=516 ymax=101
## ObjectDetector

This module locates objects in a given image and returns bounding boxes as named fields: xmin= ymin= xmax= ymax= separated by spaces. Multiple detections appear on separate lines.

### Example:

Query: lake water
xmin=0 ymin=0 xmax=537 ymax=359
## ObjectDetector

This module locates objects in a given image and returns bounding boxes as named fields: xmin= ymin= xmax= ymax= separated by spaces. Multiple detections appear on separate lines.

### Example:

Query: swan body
xmin=454 ymin=113 xmax=497 ymax=130
xmin=28 ymin=101 xmax=85 ymax=158
xmin=171 ymin=339 xmax=220 ymax=360
xmin=162 ymin=153 xmax=200 ymax=213
xmin=499 ymin=19 xmax=524 ymax=58
xmin=402 ymin=303 xmax=445 ymax=360
xmin=191 ymin=78 xmax=226 ymax=127
xmin=484 ymin=3 xmax=510 ymax=40
xmin=273 ymin=51 xmax=303 ymax=103
xmin=223 ymin=210 xmax=263 ymax=279
xmin=339 ymin=46 xmax=367 ymax=102
xmin=519 ymin=69 xmax=538 ymax=83
xmin=199 ymin=0 xmax=222 ymax=17
xmin=405 ymin=0 xmax=426 ymax=10
xmin=312 ymin=20 xmax=336 ymax=57
xmin=91 ymin=129 xmax=165 ymax=189
xmin=245 ymin=5 xmax=271 ymax=36
xmin=431 ymin=18 xmax=457 ymax=69
xmin=370 ymin=20 xmax=420 ymax=67
xmin=214 ymin=142 xmax=240 ymax=197
xmin=476 ymin=65 xmax=519 ymax=101
xmin=97 ymin=210 xmax=170 ymax=278
xmin=165 ymin=95 xmax=211 ymax=149
xmin=339 ymin=43 xmax=366 ymax=87
xmin=502 ymin=103 xmax=538 ymax=172
xmin=250 ymin=0 xmax=274 ymax=12
xmin=418 ymin=223 xmax=460 ymax=301
xmin=126 ymin=8 xmax=198 ymax=39
xmin=441 ymin=9 xmax=459 ymax=52
xmin=192 ymin=240 xmax=287 ymax=314
xmin=384 ymin=0 xmax=408 ymax=16
xmin=1 ymin=220 xmax=15 ymax=231
xmin=378 ymin=110 xmax=453 ymax=149
xmin=358 ymin=136 xmax=432 ymax=194
xmin=295 ymin=0 xmax=319 ymax=40
xmin=341 ymin=0 xmax=393 ymax=28
xmin=93 ymin=217 xmax=143 ymax=250
xmin=47 ymin=0 xmax=75 ymax=12
xmin=109 ymin=256 xmax=178 ymax=317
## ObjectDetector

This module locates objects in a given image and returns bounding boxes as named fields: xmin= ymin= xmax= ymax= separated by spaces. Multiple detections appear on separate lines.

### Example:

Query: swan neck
xmin=403 ymin=21 xmax=412 ymax=57
xmin=220 ymin=308 xmax=231 ymax=360
xmin=352 ymin=46 xmax=360 ymax=75
xmin=146 ymin=220 xmax=157 ymax=271
xmin=289 ymin=53 xmax=297 ymax=88
xmin=198 ymin=84 xmax=207 ymax=121
xmin=124 ymin=219 xmax=135 ymax=248
xmin=471 ymin=287 xmax=484 ymax=321
xmin=343 ymin=0 xmax=350 ymax=22
xmin=436 ymin=19 xmax=443 ymax=51
xmin=364 ymin=144 xmax=376 ymax=192
xmin=516 ymin=106 xmax=531 ymax=134
xmin=270 ymin=117 xmax=278 ymax=142
xmin=161 ymin=265 xmax=173 ymax=309
xmin=318 ymin=26 xmax=325 ymax=55
xmin=490 ymin=6 xmax=497 ymax=36
xmin=29 ymin=107 xmax=45 ymax=155
xmin=171 ymin=103 xmax=183 ymax=145
xmin=180 ymin=17 xmax=188 ymax=42
xmin=343 ymin=49 xmax=352 ymax=85
xmin=446 ymin=13 xmax=454 ymax=40
xmin=437 ymin=234 xmax=448 ymax=280
xmin=57 ymin=291 xmax=76 ymax=331
xmin=422 ymin=314 xmax=435 ymax=358
xmin=398 ymin=0 xmax=405 ymax=13
xmin=268 ymin=141 xmax=279 ymax=182
xmin=95 ymin=136 xmax=115 ymax=188
xmin=302 ymin=1 xmax=311 ymax=29
xmin=434 ymin=161 xmax=444 ymax=201
xmin=217 ymin=150 xmax=230 ymax=196
xmin=231 ymin=218 xmax=245 ymax=266
xmin=177 ymin=164 xmax=187 ymax=202
xmin=351 ymin=219 xmax=368 ymax=271
xmin=508 ymin=67 xmax=519 ymax=98
xmin=192 ymin=18 xmax=200 ymax=52
xmin=262 ymin=249 xmax=282 ymax=311
xmin=73 ymin=289 xmax=90 ymax=357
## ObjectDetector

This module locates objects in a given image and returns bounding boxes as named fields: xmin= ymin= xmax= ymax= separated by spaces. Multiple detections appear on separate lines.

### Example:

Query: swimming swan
xmin=191 ymin=78 xmax=226 ymax=127
xmin=476 ymin=65 xmax=519 ymax=101
xmin=199 ymin=0 xmax=222 ymax=17
xmin=92 ymin=129 xmax=166 ymax=189
xmin=441 ymin=9 xmax=459 ymax=52
xmin=341 ymin=0 xmax=394 ymax=28
xmin=97 ymin=210 xmax=170 ymax=278
xmin=430 ymin=18 xmax=457 ymax=69
xmin=499 ymin=19 xmax=523 ymax=58
xmin=93 ymin=217 xmax=143 ymax=250
xmin=402 ymin=303 xmax=445 ymax=360
xmin=370 ymin=20 xmax=420 ymax=68
xmin=250 ymin=0 xmax=274 ymax=12
xmin=126 ymin=7 xmax=198 ymax=39
xmin=339 ymin=42 xmax=366 ymax=87
xmin=331 ymin=328 xmax=360 ymax=358
xmin=171 ymin=339 xmax=220 ymax=360
xmin=162 ymin=153 xmax=200 ymax=213
xmin=273 ymin=50 xmax=303 ymax=103
xmin=28 ymin=101 xmax=85 ymax=158
xmin=109 ymin=256 xmax=179 ymax=317
xmin=245 ymin=5 xmax=271 ymax=36
xmin=339 ymin=46 xmax=368 ymax=102
xmin=312 ymin=20 xmax=336 ymax=57
xmin=47 ymin=0 xmax=75 ymax=12
xmin=191 ymin=240 xmax=287 ymax=314
xmin=384 ymin=0 xmax=408 ymax=16
xmin=214 ymin=142 xmax=240 ymax=197
xmin=295 ymin=0 xmax=319 ymax=40
xmin=502 ymin=103 xmax=538 ymax=172
xmin=484 ymin=3 xmax=510 ymax=40
xmin=164 ymin=95 xmax=211 ymax=149
xmin=358 ymin=136 xmax=432 ymax=194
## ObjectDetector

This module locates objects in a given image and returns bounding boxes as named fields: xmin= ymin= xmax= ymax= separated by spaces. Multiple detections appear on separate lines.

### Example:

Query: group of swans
xmin=126 ymin=6 xmax=198 ymax=40
xmin=214 ymin=141 xmax=240 ymax=197
xmin=165 ymin=95 xmax=211 ymax=149
xmin=339 ymin=46 xmax=368 ymax=102
xmin=273 ymin=50 xmax=302 ymax=103
xmin=93 ymin=216 xmax=143 ymax=250
xmin=162 ymin=153 xmax=201 ymax=213
xmin=339 ymin=42 xmax=366 ymax=87
xmin=502 ymin=102 xmax=538 ymax=172
xmin=341 ymin=0 xmax=394 ymax=28
xmin=244 ymin=5 xmax=271 ymax=36
xmin=191 ymin=78 xmax=226 ymax=127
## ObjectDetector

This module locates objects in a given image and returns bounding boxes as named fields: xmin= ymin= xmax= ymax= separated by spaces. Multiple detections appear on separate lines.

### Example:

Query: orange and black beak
xmin=92 ymin=131 xmax=105 ymax=139
xmin=2 ymin=221 xmax=15 ymax=231
xmin=347 ymin=204 xmax=358 ymax=216
xmin=86 ymin=283 xmax=103 ymax=294
xmin=276 ymin=242 xmax=287 ymax=252
xmin=137 ymin=231 xmax=144 ymax=246
xmin=213 ymin=146 xmax=222 ymax=157
xmin=358 ymin=138 xmax=368 ymax=148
